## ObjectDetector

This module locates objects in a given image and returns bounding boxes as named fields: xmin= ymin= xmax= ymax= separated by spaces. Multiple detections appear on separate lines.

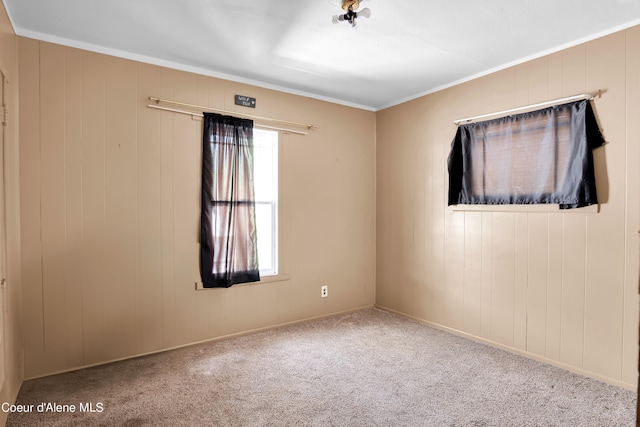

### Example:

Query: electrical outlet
xmin=321 ymin=285 xmax=328 ymax=298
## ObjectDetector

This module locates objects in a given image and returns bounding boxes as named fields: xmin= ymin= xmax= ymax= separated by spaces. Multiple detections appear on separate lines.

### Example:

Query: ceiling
xmin=4 ymin=0 xmax=640 ymax=111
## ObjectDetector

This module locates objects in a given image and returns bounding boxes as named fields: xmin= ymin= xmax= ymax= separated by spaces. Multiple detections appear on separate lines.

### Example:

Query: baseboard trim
xmin=375 ymin=305 xmax=636 ymax=392
xmin=24 ymin=305 xmax=376 ymax=382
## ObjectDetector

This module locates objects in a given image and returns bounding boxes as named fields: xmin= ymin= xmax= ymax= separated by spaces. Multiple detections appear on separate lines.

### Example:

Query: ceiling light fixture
xmin=332 ymin=0 xmax=371 ymax=28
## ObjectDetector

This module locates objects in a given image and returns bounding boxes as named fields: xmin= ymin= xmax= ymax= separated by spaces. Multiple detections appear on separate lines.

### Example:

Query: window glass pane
xmin=256 ymin=202 xmax=273 ymax=273
xmin=253 ymin=129 xmax=276 ymax=202
xmin=252 ymin=128 xmax=278 ymax=276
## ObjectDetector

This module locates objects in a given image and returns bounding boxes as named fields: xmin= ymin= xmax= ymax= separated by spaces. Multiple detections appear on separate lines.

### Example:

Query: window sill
xmin=449 ymin=204 xmax=599 ymax=214
xmin=258 ymin=273 xmax=291 ymax=284
xmin=195 ymin=273 xmax=291 ymax=290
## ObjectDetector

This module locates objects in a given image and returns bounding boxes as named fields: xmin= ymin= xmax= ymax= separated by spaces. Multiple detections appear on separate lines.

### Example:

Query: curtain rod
xmin=453 ymin=91 xmax=601 ymax=125
xmin=146 ymin=103 xmax=308 ymax=135
xmin=148 ymin=96 xmax=319 ymax=130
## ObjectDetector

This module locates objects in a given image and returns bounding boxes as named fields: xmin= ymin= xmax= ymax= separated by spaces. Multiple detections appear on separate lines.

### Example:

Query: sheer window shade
xmin=447 ymin=100 xmax=605 ymax=209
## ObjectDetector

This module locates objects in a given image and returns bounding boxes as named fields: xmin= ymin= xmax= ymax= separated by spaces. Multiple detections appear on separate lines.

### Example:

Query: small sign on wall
xmin=235 ymin=95 xmax=256 ymax=108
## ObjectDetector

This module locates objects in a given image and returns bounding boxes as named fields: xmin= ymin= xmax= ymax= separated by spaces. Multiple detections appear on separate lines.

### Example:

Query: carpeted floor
xmin=7 ymin=308 xmax=638 ymax=426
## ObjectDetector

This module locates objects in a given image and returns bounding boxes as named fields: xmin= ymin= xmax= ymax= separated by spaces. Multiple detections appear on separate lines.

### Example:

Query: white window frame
xmin=253 ymin=128 xmax=279 ymax=277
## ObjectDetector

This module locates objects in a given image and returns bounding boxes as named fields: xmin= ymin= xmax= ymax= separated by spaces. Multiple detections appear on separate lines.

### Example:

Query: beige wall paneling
xmin=423 ymin=99 xmax=442 ymax=323
xmin=522 ymin=58 xmax=550 ymax=359
xmin=407 ymin=106 xmax=425 ymax=321
xmin=479 ymin=215 xmax=493 ymax=340
xmin=169 ymin=71 xmax=202 ymax=346
xmin=158 ymin=67 xmax=178 ymax=348
xmin=478 ymin=80 xmax=495 ymax=341
xmin=622 ymin=23 xmax=640 ymax=387
xmin=486 ymin=71 xmax=518 ymax=348
xmin=136 ymin=63 xmax=164 ymax=355
xmin=419 ymin=102 xmax=434 ymax=320
xmin=397 ymin=107 xmax=417 ymax=317
xmin=544 ymin=53 xmax=565 ymax=364
xmin=18 ymin=37 xmax=44 ymax=375
xmin=513 ymin=212 xmax=528 ymax=351
xmin=429 ymin=107 xmax=447 ymax=326
xmin=284 ymin=101 xmax=375 ymax=317
xmin=19 ymin=40 xmax=376 ymax=378
xmin=64 ymin=47 xmax=84 ymax=370
xmin=512 ymin=65 xmax=530 ymax=351
xmin=80 ymin=51 xmax=107 ymax=368
xmin=559 ymin=44 xmax=588 ymax=369
xmin=376 ymin=26 xmax=640 ymax=388
xmin=0 ymin=2 xmax=22 ymax=423
xmin=412 ymin=122 xmax=429 ymax=322
xmin=40 ymin=42 xmax=68 ymax=372
xmin=375 ymin=109 xmax=396 ymax=311
xmin=192 ymin=74 xmax=217 ymax=342
xmin=443 ymin=162 xmax=465 ymax=332
xmin=0 ymin=72 xmax=7 ymax=391
xmin=325 ymin=111 xmax=375 ymax=311
xmin=561 ymin=214 xmax=587 ymax=369
xmin=583 ymin=31 xmax=627 ymax=381
xmin=234 ymin=281 xmax=280 ymax=334
xmin=491 ymin=212 xmax=516 ymax=348
xmin=546 ymin=214 xmax=563 ymax=362
xmin=375 ymin=110 xmax=394 ymax=311
xmin=527 ymin=213 xmax=548 ymax=357
xmin=463 ymin=211 xmax=482 ymax=337
xmin=341 ymin=103 xmax=375 ymax=309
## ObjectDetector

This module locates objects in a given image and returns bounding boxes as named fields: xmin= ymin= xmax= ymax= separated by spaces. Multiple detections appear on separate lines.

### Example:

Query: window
xmin=467 ymin=110 xmax=571 ymax=198
xmin=447 ymin=100 xmax=605 ymax=210
xmin=200 ymin=114 xmax=260 ymax=288
xmin=253 ymin=129 xmax=278 ymax=276
xmin=199 ymin=117 xmax=283 ymax=289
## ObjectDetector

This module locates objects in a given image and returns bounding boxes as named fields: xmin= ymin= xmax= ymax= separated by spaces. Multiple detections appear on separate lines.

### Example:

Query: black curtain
xmin=200 ymin=113 xmax=260 ymax=288
xmin=447 ymin=100 xmax=605 ymax=209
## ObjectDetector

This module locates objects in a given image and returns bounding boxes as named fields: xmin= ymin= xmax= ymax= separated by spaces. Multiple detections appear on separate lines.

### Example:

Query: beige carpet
xmin=7 ymin=308 xmax=637 ymax=426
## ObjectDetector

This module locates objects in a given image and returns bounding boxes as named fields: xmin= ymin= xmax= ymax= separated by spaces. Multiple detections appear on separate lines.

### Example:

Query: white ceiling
xmin=4 ymin=0 xmax=640 ymax=111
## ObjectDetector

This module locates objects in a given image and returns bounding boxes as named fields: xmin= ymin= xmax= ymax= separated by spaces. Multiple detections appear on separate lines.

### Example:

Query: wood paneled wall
xmin=0 ymin=2 xmax=24 ymax=425
xmin=18 ymin=38 xmax=376 ymax=378
xmin=376 ymin=27 xmax=640 ymax=388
